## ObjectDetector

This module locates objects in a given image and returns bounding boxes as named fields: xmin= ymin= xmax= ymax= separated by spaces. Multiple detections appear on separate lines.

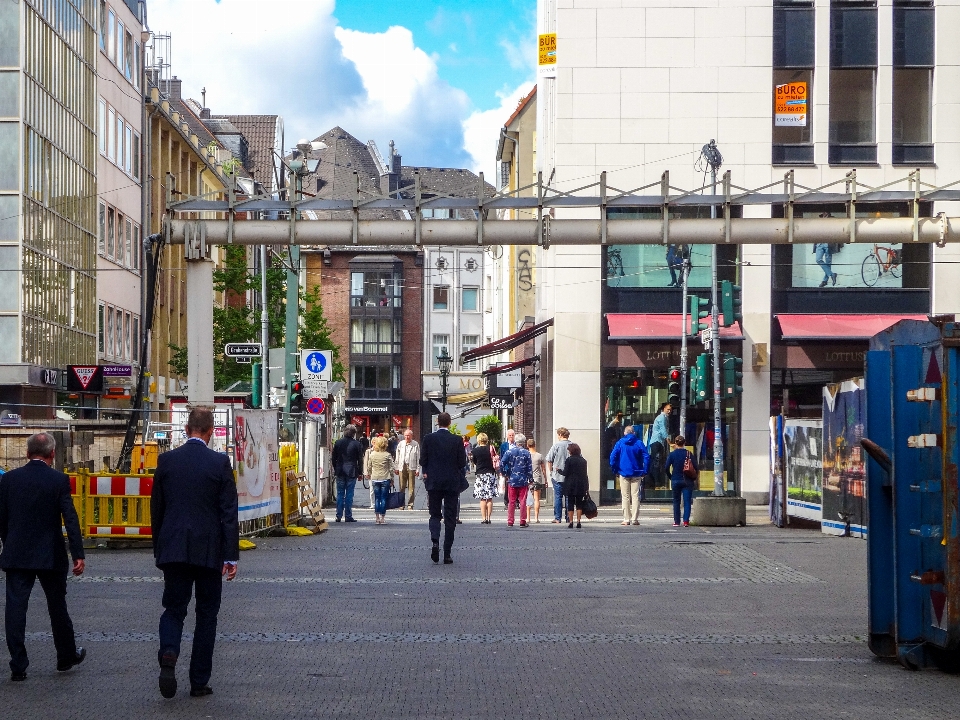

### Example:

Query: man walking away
xmin=610 ymin=426 xmax=650 ymax=526
xmin=151 ymin=408 xmax=239 ymax=699
xmin=545 ymin=428 xmax=571 ymax=524
xmin=393 ymin=428 xmax=420 ymax=510
xmin=649 ymin=403 xmax=672 ymax=489
xmin=420 ymin=412 xmax=467 ymax=564
xmin=332 ymin=425 xmax=363 ymax=522
xmin=0 ymin=433 xmax=86 ymax=681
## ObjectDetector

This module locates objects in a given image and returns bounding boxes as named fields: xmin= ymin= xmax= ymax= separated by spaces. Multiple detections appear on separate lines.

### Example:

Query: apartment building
xmin=534 ymin=0 xmax=960 ymax=503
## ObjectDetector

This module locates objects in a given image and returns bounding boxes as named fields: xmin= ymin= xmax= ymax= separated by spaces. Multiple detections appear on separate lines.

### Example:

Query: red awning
xmin=776 ymin=314 xmax=927 ymax=340
xmin=460 ymin=319 xmax=553 ymax=363
xmin=482 ymin=356 xmax=538 ymax=376
xmin=606 ymin=314 xmax=743 ymax=341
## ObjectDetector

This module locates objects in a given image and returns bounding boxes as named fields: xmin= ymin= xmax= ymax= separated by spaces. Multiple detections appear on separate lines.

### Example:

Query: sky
xmin=145 ymin=0 xmax=537 ymax=179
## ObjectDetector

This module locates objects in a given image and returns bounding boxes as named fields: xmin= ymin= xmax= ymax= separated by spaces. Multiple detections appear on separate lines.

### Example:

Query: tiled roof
xmin=215 ymin=115 xmax=284 ymax=194
xmin=504 ymin=85 xmax=537 ymax=129
xmin=170 ymin=97 xmax=220 ymax=152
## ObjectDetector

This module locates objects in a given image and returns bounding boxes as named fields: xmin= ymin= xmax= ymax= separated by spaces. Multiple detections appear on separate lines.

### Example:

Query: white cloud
xmin=462 ymin=82 xmax=535 ymax=180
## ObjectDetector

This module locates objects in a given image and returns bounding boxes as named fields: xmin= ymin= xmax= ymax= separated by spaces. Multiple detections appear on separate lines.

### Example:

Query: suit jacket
xmin=419 ymin=429 xmax=467 ymax=492
xmin=332 ymin=436 xmax=363 ymax=479
xmin=0 ymin=459 xmax=84 ymax=571
xmin=393 ymin=439 xmax=420 ymax=473
xmin=151 ymin=440 xmax=240 ymax=570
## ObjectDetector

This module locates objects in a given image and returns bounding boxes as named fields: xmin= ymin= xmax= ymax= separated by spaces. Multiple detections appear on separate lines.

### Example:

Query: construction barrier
xmin=84 ymin=474 xmax=154 ymax=538
xmin=279 ymin=443 xmax=300 ymax=527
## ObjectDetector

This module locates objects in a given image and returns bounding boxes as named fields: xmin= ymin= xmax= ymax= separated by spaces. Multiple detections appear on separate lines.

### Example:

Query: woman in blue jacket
xmin=665 ymin=435 xmax=696 ymax=527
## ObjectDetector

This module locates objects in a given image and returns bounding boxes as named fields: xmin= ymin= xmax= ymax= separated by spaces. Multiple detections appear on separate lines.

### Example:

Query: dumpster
xmin=864 ymin=318 xmax=959 ymax=670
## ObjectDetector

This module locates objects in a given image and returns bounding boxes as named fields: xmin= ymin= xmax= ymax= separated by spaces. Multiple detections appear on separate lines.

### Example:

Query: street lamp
xmin=437 ymin=348 xmax=454 ymax=412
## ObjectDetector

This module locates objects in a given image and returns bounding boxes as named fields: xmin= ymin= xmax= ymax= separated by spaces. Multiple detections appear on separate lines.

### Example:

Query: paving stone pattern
xmin=1 ymin=511 xmax=958 ymax=719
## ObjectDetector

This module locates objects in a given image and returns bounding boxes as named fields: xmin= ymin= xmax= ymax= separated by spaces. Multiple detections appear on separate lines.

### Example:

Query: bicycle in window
xmin=861 ymin=244 xmax=902 ymax=287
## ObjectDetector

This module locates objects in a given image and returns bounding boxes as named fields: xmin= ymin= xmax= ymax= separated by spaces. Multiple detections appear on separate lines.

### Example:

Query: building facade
xmin=0 ymin=0 xmax=99 ymax=418
xmin=535 ymin=0 xmax=960 ymax=503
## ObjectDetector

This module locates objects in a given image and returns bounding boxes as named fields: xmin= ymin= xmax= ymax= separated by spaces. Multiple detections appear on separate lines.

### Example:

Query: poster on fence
xmin=234 ymin=410 xmax=281 ymax=521
xmin=783 ymin=419 xmax=823 ymax=522
xmin=821 ymin=379 xmax=867 ymax=538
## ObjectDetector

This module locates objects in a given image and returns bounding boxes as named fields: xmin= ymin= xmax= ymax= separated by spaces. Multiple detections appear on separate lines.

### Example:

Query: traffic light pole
xmin=708 ymin=154 xmax=724 ymax=497
xmin=679 ymin=258 xmax=690 ymax=431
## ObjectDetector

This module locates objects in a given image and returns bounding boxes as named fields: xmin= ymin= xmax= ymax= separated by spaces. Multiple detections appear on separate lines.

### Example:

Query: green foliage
xmin=168 ymin=343 xmax=188 ymax=378
xmin=473 ymin=415 xmax=503 ymax=447
xmin=299 ymin=284 xmax=345 ymax=382
xmin=448 ymin=423 xmax=461 ymax=436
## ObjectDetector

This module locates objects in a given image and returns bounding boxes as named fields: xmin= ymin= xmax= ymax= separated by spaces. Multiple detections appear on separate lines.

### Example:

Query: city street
xmin=2 ymin=506 xmax=957 ymax=719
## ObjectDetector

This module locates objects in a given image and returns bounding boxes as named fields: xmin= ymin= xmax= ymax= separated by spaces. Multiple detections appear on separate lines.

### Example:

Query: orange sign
xmin=775 ymin=82 xmax=807 ymax=127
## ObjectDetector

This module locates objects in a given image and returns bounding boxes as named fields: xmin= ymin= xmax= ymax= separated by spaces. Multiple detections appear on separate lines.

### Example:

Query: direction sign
xmin=224 ymin=343 xmax=262 ymax=358
xmin=306 ymin=397 xmax=325 ymax=416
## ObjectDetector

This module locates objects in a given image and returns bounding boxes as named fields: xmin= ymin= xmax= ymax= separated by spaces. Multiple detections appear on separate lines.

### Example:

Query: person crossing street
xmin=609 ymin=425 xmax=650 ymax=526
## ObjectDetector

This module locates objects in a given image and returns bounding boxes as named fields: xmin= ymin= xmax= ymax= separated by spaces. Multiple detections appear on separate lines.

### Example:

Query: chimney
xmin=200 ymin=108 xmax=211 ymax=119
xmin=165 ymin=76 xmax=182 ymax=100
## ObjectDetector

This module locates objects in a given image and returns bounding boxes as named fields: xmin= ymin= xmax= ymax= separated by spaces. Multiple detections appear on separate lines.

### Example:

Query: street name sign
xmin=225 ymin=343 xmax=263 ymax=358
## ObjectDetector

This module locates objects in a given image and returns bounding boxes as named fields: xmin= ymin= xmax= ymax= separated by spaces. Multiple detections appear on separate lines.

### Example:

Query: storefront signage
xmin=102 ymin=365 xmax=133 ymax=377
xmin=1 ymin=413 xmax=22 ymax=426
xmin=775 ymin=82 xmax=807 ymax=126
xmin=490 ymin=397 xmax=516 ymax=410
xmin=771 ymin=344 xmax=868 ymax=370
xmin=67 ymin=365 xmax=103 ymax=392
xmin=346 ymin=405 xmax=389 ymax=414
xmin=538 ymin=33 xmax=557 ymax=78
xmin=42 ymin=369 xmax=59 ymax=386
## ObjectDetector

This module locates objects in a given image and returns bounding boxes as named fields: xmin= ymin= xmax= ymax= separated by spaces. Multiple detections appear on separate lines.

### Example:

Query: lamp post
xmin=437 ymin=348 xmax=454 ymax=413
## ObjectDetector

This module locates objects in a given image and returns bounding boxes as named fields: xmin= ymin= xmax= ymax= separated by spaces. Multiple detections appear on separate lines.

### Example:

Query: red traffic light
xmin=669 ymin=369 xmax=681 ymax=381
xmin=292 ymin=381 xmax=304 ymax=393
xmin=629 ymin=379 xmax=640 ymax=389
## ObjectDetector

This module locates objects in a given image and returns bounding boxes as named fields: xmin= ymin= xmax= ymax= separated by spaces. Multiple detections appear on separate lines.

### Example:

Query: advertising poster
xmin=821 ymin=379 xmax=867 ymax=537
xmin=234 ymin=410 xmax=281 ymax=521
xmin=775 ymin=81 xmax=807 ymax=126
xmin=783 ymin=419 xmax=823 ymax=522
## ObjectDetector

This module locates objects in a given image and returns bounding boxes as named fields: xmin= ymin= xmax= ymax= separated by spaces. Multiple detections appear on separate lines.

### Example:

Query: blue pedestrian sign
xmin=300 ymin=349 xmax=332 ymax=381
xmin=305 ymin=352 xmax=326 ymax=374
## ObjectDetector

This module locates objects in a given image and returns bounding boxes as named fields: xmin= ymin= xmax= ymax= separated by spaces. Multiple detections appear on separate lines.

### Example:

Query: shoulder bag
xmin=682 ymin=451 xmax=699 ymax=481
xmin=581 ymin=493 xmax=598 ymax=520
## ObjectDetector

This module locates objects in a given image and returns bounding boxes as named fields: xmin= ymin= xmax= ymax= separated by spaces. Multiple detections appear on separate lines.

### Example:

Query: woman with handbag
xmin=471 ymin=433 xmax=499 ymax=524
xmin=557 ymin=443 xmax=589 ymax=529
xmin=527 ymin=438 xmax=547 ymax=523
xmin=665 ymin=435 xmax=697 ymax=527
xmin=364 ymin=435 xmax=395 ymax=524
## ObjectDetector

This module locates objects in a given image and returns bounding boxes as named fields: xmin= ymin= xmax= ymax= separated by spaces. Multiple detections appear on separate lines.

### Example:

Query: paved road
xmin=2 ymin=506 xmax=958 ymax=719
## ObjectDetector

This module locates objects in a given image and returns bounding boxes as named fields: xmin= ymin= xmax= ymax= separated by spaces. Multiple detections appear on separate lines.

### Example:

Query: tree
xmin=299 ymin=285 xmax=345 ymax=382
xmin=473 ymin=415 xmax=503 ymax=447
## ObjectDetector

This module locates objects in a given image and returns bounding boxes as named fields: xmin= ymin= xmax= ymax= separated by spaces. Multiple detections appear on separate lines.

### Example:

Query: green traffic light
xmin=689 ymin=295 xmax=710 ymax=335
xmin=721 ymin=280 xmax=742 ymax=327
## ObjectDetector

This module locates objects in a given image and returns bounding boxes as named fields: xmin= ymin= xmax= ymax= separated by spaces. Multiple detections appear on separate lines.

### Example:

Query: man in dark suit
xmin=151 ymin=408 xmax=239 ymax=699
xmin=419 ymin=412 xmax=467 ymax=564
xmin=0 ymin=432 xmax=86 ymax=681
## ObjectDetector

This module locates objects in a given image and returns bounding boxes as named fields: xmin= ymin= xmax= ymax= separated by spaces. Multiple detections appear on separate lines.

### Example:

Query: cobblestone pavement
xmin=2 ymin=505 xmax=958 ymax=719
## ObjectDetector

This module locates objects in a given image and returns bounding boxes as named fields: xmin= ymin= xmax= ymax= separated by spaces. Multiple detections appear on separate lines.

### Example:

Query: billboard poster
xmin=783 ymin=419 xmax=823 ymax=522
xmin=234 ymin=410 xmax=281 ymax=521
xmin=821 ymin=379 xmax=867 ymax=538
xmin=775 ymin=81 xmax=807 ymax=126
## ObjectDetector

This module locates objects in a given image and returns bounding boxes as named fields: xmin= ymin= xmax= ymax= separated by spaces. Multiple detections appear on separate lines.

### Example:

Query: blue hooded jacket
xmin=609 ymin=433 xmax=650 ymax=478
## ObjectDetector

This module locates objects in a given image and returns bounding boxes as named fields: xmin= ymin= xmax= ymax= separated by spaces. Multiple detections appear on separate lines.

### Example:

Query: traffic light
xmin=690 ymin=295 xmax=710 ymax=335
xmin=667 ymin=367 xmax=681 ymax=406
xmin=722 ymin=353 xmax=744 ymax=398
xmin=721 ymin=280 xmax=742 ymax=327
xmin=289 ymin=378 xmax=305 ymax=414
xmin=251 ymin=362 xmax=262 ymax=409
xmin=691 ymin=353 xmax=711 ymax=403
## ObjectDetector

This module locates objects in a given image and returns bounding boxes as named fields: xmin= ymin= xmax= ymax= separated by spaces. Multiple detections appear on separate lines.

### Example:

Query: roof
xmin=214 ymin=115 xmax=284 ymax=194
xmin=170 ymin=97 xmax=220 ymax=152
xmin=504 ymin=85 xmax=537 ymax=130
xmin=398 ymin=166 xmax=496 ymax=210
xmin=776 ymin=314 xmax=927 ymax=340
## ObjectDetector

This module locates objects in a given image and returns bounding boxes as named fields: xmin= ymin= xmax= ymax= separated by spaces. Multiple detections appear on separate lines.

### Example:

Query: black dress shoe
xmin=443 ymin=555 xmax=453 ymax=564
xmin=345 ymin=517 xmax=358 ymax=523
xmin=431 ymin=544 xmax=440 ymax=563
xmin=190 ymin=685 xmax=214 ymax=697
xmin=335 ymin=518 xmax=341 ymax=522
xmin=159 ymin=653 xmax=177 ymax=699
xmin=57 ymin=647 xmax=86 ymax=672
xmin=10 ymin=671 xmax=26 ymax=682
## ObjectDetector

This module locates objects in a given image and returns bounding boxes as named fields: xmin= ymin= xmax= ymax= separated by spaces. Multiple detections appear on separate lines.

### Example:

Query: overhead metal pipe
xmin=167 ymin=216 xmax=958 ymax=246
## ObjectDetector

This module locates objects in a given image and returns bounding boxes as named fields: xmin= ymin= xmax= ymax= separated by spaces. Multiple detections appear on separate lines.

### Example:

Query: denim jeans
xmin=815 ymin=245 xmax=833 ymax=281
xmin=672 ymin=482 xmax=693 ymax=524
xmin=336 ymin=476 xmax=356 ymax=520
xmin=373 ymin=480 xmax=390 ymax=515
xmin=553 ymin=480 xmax=566 ymax=521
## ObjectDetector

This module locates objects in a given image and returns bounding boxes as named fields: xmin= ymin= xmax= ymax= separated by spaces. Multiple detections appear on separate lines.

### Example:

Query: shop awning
xmin=460 ymin=319 xmax=553 ymax=363
xmin=482 ymin=356 xmax=538 ymax=376
xmin=776 ymin=314 xmax=927 ymax=340
xmin=606 ymin=314 xmax=743 ymax=341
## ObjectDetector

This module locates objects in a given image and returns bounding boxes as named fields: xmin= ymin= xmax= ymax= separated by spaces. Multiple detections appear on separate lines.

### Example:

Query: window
xmin=772 ymin=1 xmax=814 ymax=164
xmin=351 ymin=364 xmax=400 ymax=399
xmin=124 ymin=218 xmax=132 ymax=267
xmin=117 ymin=115 xmax=124 ymax=168
xmin=892 ymin=2 xmax=934 ymax=165
xmin=133 ymin=225 xmax=140 ymax=270
xmin=98 ymin=99 xmax=105 ymax=154
xmin=106 ymin=306 xmax=114 ymax=357
xmin=99 ymin=0 xmax=107 ymax=50
xmin=134 ymin=42 xmax=141 ymax=90
xmin=350 ymin=318 xmax=399 ymax=354
xmin=98 ymin=303 xmax=104 ymax=354
xmin=124 ymin=312 xmax=131 ymax=359
xmin=98 ymin=202 xmax=105 ymax=254
xmin=349 ymin=269 xmax=401 ymax=307
xmin=829 ymin=1 xmax=878 ymax=164
xmin=124 ymin=30 xmax=133 ymax=80
xmin=132 ymin=132 xmax=140 ymax=180
xmin=461 ymin=287 xmax=479 ymax=312
xmin=106 ymin=207 xmax=115 ymax=257
xmin=107 ymin=107 xmax=115 ymax=161
xmin=461 ymin=335 xmax=479 ymax=370
xmin=432 ymin=334 xmax=450 ymax=369
xmin=124 ymin=124 xmax=131 ymax=173
xmin=132 ymin=316 xmax=140 ymax=361
xmin=116 ymin=19 xmax=124 ymax=69
xmin=433 ymin=285 xmax=449 ymax=310
xmin=107 ymin=9 xmax=115 ymax=62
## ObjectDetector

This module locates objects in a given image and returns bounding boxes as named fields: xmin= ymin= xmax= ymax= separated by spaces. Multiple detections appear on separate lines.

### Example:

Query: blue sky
xmin=149 ymin=0 xmax=537 ymax=176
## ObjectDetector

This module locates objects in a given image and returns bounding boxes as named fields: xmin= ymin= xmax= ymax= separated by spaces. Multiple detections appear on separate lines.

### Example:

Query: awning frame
xmin=460 ymin=319 xmax=553 ymax=363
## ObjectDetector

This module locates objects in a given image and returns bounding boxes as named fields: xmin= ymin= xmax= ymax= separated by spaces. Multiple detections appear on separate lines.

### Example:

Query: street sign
xmin=300 ymin=349 xmax=331 ymax=380
xmin=224 ymin=343 xmax=262 ymax=358
xmin=306 ymin=397 xmax=325 ymax=416
xmin=303 ymin=379 xmax=328 ymax=399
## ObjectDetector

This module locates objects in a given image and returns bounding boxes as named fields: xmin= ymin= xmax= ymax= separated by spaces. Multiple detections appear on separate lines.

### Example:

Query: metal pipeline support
xmin=165 ymin=216 xmax=960 ymax=247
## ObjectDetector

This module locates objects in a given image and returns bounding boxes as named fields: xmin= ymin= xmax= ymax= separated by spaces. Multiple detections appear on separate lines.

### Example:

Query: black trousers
xmin=428 ymin=487 xmax=460 ymax=553
xmin=4 ymin=568 xmax=77 ymax=674
xmin=649 ymin=441 xmax=667 ymax=488
xmin=158 ymin=563 xmax=223 ymax=688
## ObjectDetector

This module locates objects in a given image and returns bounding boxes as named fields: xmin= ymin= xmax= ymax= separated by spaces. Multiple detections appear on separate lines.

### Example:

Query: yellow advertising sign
xmin=775 ymin=82 xmax=807 ymax=127
xmin=538 ymin=33 xmax=556 ymax=77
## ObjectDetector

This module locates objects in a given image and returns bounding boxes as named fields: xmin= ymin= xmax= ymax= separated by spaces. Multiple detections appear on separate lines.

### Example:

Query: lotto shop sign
xmin=775 ymin=81 xmax=807 ymax=127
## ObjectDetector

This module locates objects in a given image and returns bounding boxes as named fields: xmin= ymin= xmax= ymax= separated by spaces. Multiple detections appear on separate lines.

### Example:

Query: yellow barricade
xmin=84 ymin=474 xmax=154 ymax=539
xmin=279 ymin=443 xmax=300 ymax=527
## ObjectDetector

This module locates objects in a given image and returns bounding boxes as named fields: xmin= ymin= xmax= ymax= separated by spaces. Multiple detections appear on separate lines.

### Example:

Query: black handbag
xmin=581 ymin=493 xmax=598 ymax=520
xmin=386 ymin=490 xmax=405 ymax=510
